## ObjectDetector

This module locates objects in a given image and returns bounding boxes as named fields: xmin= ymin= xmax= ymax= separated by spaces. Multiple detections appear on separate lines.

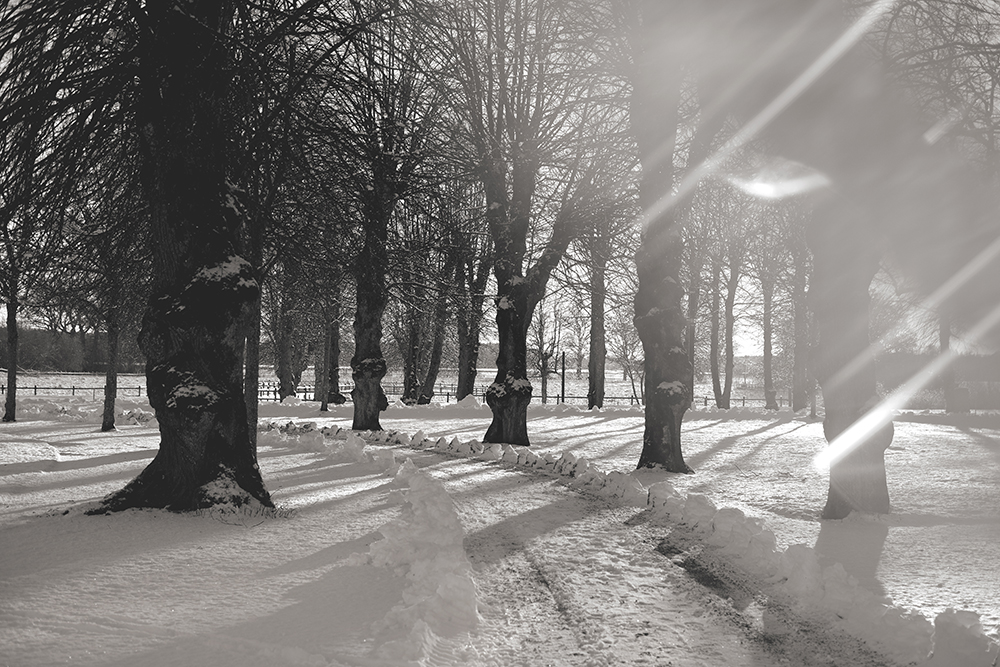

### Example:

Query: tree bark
xmin=940 ymin=314 xmax=957 ymax=412
xmin=722 ymin=256 xmax=739 ymax=407
xmin=455 ymin=253 xmax=490 ymax=401
xmin=318 ymin=311 xmax=332 ymax=412
xmin=710 ymin=260 xmax=724 ymax=408
xmin=417 ymin=288 xmax=449 ymax=404
xmin=791 ymin=246 xmax=810 ymax=411
xmin=808 ymin=202 xmax=890 ymax=519
xmin=326 ymin=300 xmax=347 ymax=404
xmin=351 ymin=210 xmax=389 ymax=430
xmin=400 ymin=307 xmax=420 ymax=405
xmin=483 ymin=158 xmax=533 ymax=445
xmin=762 ymin=278 xmax=778 ymax=410
xmin=3 ymin=294 xmax=18 ymax=422
xmin=101 ymin=310 xmax=120 ymax=432
xmin=96 ymin=0 xmax=271 ymax=512
xmin=588 ymin=233 xmax=608 ymax=409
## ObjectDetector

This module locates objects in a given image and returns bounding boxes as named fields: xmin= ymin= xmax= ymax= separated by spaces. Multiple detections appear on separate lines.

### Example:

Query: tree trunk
xmin=244 ymin=296 xmax=261 ymax=448
xmin=588 ymin=237 xmax=607 ymax=409
xmin=326 ymin=300 xmax=347 ymax=404
xmin=762 ymin=279 xmax=778 ymax=410
xmin=791 ymin=249 xmax=810 ymax=411
xmin=808 ymin=202 xmax=890 ymax=520
xmin=629 ymin=1 xmax=729 ymax=471
xmin=101 ymin=310 xmax=120 ymax=432
xmin=97 ymin=0 xmax=271 ymax=512
xmin=318 ymin=311 xmax=332 ymax=412
xmin=483 ymin=158 xmax=533 ymax=446
xmin=400 ymin=307 xmax=420 ymax=405
xmin=455 ymin=256 xmax=487 ymax=401
xmin=3 ymin=294 xmax=18 ymax=422
xmin=351 ymin=218 xmax=389 ymax=430
xmin=685 ymin=254 xmax=704 ymax=400
xmin=710 ymin=260 xmax=724 ymax=407
xmin=722 ymin=257 xmax=739 ymax=407
xmin=417 ymin=289 xmax=449 ymax=404
xmin=276 ymin=264 xmax=300 ymax=401
xmin=456 ymin=305 xmax=481 ymax=401
xmin=940 ymin=313 xmax=957 ymax=412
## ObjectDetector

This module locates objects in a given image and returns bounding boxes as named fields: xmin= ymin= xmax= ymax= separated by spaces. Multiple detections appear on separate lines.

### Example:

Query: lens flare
xmin=815 ymin=298 xmax=1000 ymax=471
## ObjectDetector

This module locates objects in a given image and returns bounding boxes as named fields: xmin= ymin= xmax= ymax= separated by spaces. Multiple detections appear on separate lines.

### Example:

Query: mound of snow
xmin=355 ymin=465 xmax=480 ymax=664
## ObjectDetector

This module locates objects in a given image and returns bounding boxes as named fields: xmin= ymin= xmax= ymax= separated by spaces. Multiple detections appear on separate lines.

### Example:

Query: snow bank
xmin=351 ymin=461 xmax=480 ymax=665
xmin=379 ymin=427 xmax=999 ymax=667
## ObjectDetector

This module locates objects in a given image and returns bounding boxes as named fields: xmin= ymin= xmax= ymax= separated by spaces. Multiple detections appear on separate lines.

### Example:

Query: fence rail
xmin=0 ymin=385 xmax=144 ymax=399
xmin=0 ymin=381 xmax=797 ymax=409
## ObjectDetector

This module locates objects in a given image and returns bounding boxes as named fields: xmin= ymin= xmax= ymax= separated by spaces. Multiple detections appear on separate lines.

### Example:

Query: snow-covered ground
xmin=1 ymin=394 xmax=998 ymax=666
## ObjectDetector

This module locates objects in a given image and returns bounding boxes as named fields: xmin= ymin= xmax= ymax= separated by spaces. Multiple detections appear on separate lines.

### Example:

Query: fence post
xmin=704 ymin=396 xmax=708 ymax=407
xmin=742 ymin=396 xmax=746 ymax=407
xmin=34 ymin=385 xmax=37 ymax=395
xmin=72 ymin=386 xmax=76 ymax=396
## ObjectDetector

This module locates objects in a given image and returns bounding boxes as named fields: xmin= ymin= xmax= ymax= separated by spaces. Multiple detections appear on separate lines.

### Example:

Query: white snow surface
xmin=1 ymin=396 xmax=998 ymax=666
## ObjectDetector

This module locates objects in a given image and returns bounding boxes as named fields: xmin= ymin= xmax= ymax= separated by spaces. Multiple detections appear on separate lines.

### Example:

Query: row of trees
xmin=2 ymin=0 xmax=999 ymax=515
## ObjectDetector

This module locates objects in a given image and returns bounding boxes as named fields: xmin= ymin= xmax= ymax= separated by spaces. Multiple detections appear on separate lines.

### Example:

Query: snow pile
xmin=258 ymin=421 xmax=385 ymax=467
xmin=351 ymin=461 xmax=480 ymax=665
xmin=385 ymin=428 xmax=999 ymax=667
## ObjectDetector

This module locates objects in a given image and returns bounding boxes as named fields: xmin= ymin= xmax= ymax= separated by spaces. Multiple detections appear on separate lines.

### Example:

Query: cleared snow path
xmin=400 ymin=446 xmax=895 ymax=667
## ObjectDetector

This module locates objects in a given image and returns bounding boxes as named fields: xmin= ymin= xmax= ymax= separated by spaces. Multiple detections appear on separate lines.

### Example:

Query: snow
xmin=1 ymin=395 xmax=998 ymax=666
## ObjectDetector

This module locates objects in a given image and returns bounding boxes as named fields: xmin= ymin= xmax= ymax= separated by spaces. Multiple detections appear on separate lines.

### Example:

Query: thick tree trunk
xmin=483 ymin=159 xmax=533 ymax=446
xmin=808 ymin=203 xmax=890 ymax=519
xmin=101 ymin=311 xmax=120 ymax=432
xmin=3 ymin=295 xmax=18 ymax=422
xmin=485 ymin=278 xmax=532 ymax=445
xmin=351 ymin=221 xmax=389 ymax=430
xmin=762 ymin=280 xmax=778 ymax=410
xmin=95 ymin=0 xmax=271 ymax=512
xmin=588 ymin=239 xmax=607 ymax=409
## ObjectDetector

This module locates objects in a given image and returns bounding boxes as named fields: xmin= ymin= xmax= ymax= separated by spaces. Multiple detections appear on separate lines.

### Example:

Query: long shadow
xmin=0 ymin=448 xmax=157 ymax=477
xmin=685 ymin=420 xmax=788 ymax=469
xmin=956 ymin=426 xmax=1000 ymax=462
xmin=814 ymin=519 xmax=888 ymax=597
xmin=463 ymin=495 xmax=604 ymax=568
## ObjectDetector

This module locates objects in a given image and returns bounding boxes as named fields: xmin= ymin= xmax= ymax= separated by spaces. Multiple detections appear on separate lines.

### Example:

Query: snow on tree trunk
xmin=95 ymin=0 xmax=271 ymax=512
xmin=629 ymin=3 xmax=692 ymax=472
xmin=485 ymin=279 xmax=532 ymax=446
xmin=3 ymin=294 xmax=18 ymax=422
xmin=351 ymin=226 xmax=389 ymax=430
xmin=101 ymin=311 xmax=120 ymax=432
xmin=809 ymin=204 xmax=891 ymax=520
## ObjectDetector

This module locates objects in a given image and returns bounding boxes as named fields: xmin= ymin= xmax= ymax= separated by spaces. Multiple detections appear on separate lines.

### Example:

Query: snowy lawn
xmin=1 ymin=395 xmax=998 ymax=666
